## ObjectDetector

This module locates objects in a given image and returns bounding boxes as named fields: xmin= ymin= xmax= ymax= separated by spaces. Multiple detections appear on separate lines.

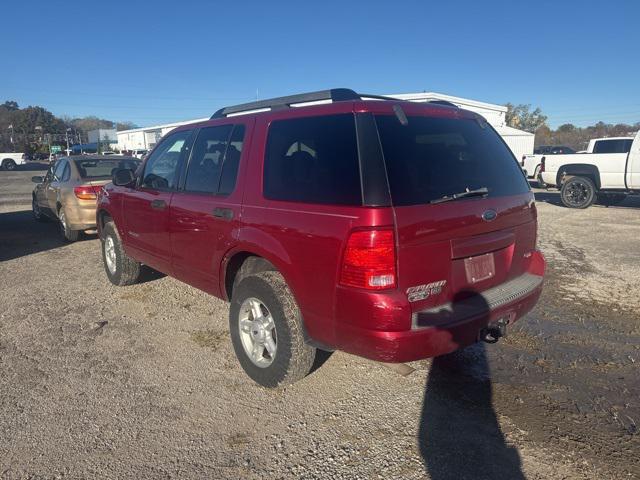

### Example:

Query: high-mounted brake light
xmin=340 ymin=229 xmax=396 ymax=290
xmin=74 ymin=185 xmax=102 ymax=200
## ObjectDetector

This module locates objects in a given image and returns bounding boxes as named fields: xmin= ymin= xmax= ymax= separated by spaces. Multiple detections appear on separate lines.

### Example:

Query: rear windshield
xmin=74 ymin=158 xmax=140 ymax=179
xmin=593 ymin=139 xmax=633 ymax=154
xmin=375 ymin=115 xmax=530 ymax=206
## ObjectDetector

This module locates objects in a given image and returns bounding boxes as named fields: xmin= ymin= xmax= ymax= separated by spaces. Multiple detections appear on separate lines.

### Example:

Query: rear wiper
xmin=429 ymin=187 xmax=489 ymax=204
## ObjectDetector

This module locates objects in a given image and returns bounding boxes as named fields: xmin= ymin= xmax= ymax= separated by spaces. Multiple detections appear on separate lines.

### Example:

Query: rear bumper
xmin=64 ymin=200 xmax=98 ymax=230
xmin=333 ymin=251 xmax=545 ymax=363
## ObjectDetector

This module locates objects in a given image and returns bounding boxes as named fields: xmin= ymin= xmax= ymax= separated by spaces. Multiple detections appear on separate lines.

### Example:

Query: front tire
xmin=32 ymin=197 xmax=46 ymax=222
xmin=560 ymin=176 xmax=596 ymax=209
xmin=229 ymin=271 xmax=316 ymax=388
xmin=101 ymin=221 xmax=141 ymax=286
xmin=58 ymin=208 xmax=80 ymax=241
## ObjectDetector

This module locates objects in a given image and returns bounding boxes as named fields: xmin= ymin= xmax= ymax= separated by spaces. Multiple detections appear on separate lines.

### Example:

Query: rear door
xmin=169 ymin=122 xmax=249 ymax=295
xmin=122 ymin=129 xmax=193 ymax=274
xmin=374 ymin=112 xmax=536 ymax=313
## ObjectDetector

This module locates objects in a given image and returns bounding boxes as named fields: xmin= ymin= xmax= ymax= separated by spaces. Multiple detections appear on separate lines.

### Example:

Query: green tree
xmin=505 ymin=103 xmax=548 ymax=133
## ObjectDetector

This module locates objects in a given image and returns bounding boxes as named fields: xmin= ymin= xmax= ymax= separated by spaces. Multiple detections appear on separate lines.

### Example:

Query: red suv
xmin=97 ymin=89 xmax=545 ymax=387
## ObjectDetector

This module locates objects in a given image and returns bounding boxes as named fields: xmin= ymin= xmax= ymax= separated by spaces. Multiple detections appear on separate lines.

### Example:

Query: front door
xmin=121 ymin=129 xmax=194 ymax=274
xmin=170 ymin=123 xmax=248 ymax=296
xmin=45 ymin=159 xmax=67 ymax=215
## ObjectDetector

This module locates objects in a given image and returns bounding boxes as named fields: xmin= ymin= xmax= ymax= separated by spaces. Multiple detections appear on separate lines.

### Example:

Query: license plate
xmin=464 ymin=253 xmax=495 ymax=284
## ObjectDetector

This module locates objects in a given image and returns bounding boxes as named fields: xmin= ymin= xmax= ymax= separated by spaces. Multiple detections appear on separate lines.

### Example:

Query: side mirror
xmin=31 ymin=176 xmax=44 ymax=183
xmin=112 ymin=168 xmax=135 ymax=187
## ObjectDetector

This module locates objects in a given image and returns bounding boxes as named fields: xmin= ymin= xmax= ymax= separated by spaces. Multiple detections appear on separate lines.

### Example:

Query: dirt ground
xmin=1 ymin=167 xmax=638 ymax=479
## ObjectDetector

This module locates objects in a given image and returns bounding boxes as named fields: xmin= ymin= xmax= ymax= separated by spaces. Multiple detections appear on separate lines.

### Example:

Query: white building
xmin=116 ymin=118 xmax=207 ymax=151
xmin=116 ymin=91 xmax=534 ymax=159
xmin=390 ymin=92 xmax=534 ymax=160
xmin=88 ymin=128 xmax=117 ymax=144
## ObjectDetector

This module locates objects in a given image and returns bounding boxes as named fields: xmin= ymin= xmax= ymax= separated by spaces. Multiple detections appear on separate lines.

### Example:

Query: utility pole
xmin=65 ymin=128 xmax=71 ymax=155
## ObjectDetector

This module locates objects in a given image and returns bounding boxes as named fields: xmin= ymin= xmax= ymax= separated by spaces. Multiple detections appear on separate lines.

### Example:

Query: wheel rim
xmin=563 ymin=180 xmax=590 ymax=207
xmin=59 ymin=211 xmax=67 ymax=234
xmin=238 ymin=297 xmax=277 ymax=368
xmin=104 ymin=235 xmax=117 ymax=274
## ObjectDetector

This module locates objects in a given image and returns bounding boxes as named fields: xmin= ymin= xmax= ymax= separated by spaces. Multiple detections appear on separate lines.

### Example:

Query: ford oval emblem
xmin=482 ymin=210 xmax=497 ymax=222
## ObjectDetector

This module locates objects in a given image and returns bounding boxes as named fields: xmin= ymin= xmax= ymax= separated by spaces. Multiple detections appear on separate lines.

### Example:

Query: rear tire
xmin=1 ymin=159 xmax=16 ymax=171
xmin=58 ymin=208 xmax=80 ymax=241
xmin=560 ymin=176 xmax=596 ymax=209
xmin=229 ymin=271 xmax=316 ymax=388
xmin=101 ymin=221 xmax=141 ymax=286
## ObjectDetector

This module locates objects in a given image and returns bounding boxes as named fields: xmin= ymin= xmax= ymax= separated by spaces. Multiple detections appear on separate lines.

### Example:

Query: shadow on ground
xmin=0 ymin=210 xmax=83 ymax=262
xmin=418 ymin=292 xmax=525 ymax=480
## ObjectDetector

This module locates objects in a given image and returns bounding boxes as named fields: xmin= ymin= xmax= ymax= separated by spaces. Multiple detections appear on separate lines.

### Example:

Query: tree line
xmin=505 ymin=103 xmax=639 ymax=150
xmin=0 ymin=100 xmax=137 ymax=154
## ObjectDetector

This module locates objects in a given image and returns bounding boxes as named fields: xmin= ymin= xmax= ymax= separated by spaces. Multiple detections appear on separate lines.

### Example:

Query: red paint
xmin=97 ymin=98 xmax=545 ymax=362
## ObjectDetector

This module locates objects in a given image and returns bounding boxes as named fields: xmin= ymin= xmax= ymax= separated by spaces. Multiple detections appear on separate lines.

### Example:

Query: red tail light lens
xmin=340 ymin=229 xmax=396 ymax=290
xmin=74 ymin=185 xmax=102 ymax=200
xmin=540 ymin=157 xmax=545 ymax=173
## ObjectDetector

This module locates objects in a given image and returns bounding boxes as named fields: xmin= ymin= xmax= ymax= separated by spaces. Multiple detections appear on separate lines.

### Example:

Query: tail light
xmin=340 ymin=229 xmax=396 ymax=290
xmin=74 ymin=185 xmax=102 ymax=200
xmin=540 ymin=157 xmax=545 ymax=173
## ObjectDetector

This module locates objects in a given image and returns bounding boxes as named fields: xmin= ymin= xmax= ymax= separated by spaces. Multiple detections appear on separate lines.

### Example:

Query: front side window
xmin=375 ymin=115 xmax=530 ymax=206
xmin=184 ymin=125 xmax=233 ymax=194
xmin=142 ymin=130 xmax=192 ymax=190
xmin=263 ymin=114 xmax=361 ymax=205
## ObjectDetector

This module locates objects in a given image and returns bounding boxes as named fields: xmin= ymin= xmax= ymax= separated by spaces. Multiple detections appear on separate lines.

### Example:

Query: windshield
xmin=74 ymin=158 xmax=141 ymax=179
xmin=375 ymin=115 xmax=530 ymax=206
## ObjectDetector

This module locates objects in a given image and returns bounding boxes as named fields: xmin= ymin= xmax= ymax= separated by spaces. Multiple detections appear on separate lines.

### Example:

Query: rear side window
xmin=264 ymin=114 xmax=362 ymax=205
xmin=593 ymin=139 xmax=632 ymax=154
xmin=375 ymin=115 xmax=530 ymax=206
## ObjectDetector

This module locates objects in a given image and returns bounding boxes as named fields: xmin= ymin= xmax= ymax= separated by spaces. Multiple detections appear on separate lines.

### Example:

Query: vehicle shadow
xmin=0 ymin=210 xmax=86 ymax=262
xmin=418 ymin=293 xmax=525 ymax=480
xmin=534 ymin=190 xmax=640 ymax=209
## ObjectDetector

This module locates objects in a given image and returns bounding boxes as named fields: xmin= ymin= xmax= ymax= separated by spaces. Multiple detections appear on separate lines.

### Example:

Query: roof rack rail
xmin=428 ymin=100 xmax=459 ymax=108
xmin=211 ymin=88 xmax=362 ymax=119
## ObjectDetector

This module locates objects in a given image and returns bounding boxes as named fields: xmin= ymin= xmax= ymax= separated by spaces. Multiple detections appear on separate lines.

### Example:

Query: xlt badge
xmin=406 ymin=280 xmax=447 ymax=302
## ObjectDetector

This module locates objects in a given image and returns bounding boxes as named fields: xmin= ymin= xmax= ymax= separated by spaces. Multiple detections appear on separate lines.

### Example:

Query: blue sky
xmin=3 ymin=0 xmax=638 ymax=129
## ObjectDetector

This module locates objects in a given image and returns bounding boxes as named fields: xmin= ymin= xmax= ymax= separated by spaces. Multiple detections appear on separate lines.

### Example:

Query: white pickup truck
xmin=521 ymin=136 xmax=635 ymax=185
xmin=532 ymin=131 xmax=639 ymax=208
xmin=0 ymin=153 xmax=27 ymax=171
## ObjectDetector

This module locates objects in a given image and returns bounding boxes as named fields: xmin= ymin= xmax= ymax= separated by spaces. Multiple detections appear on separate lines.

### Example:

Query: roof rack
xmin=427 ymin=100 xmax=459 ymax=108
xmin=210 ymin=89 xmax=402 ymax=119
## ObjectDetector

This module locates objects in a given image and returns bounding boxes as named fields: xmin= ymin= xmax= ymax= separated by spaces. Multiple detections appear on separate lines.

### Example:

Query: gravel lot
xmin=1 ymin=168 xmax=638 ymax=479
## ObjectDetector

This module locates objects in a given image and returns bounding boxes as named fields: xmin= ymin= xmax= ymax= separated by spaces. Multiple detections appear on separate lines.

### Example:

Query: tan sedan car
xmin=32 ymin=155 xmax=140 ymax=241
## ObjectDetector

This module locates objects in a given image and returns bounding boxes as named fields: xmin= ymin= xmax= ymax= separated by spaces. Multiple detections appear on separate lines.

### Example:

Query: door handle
xmin=150 ymin=199 xmax=167 ymax=210
xmin=212 ymin=207 xmax=234 ymax=220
